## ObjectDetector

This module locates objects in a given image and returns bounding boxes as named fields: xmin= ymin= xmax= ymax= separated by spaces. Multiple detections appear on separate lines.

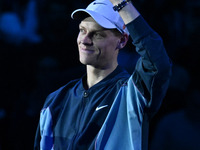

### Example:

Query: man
xmin=34 ymin=0 xmax=172 ymax=149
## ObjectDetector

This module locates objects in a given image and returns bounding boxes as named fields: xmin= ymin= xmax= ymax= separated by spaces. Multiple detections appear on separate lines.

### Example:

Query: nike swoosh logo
xmin=95 ymin=105 xmax=108 ymax=111
xmin=93 ymin=2 xmax=107 ymax=5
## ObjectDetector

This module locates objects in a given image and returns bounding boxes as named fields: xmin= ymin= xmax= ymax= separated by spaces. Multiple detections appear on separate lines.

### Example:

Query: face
xmin=77 ymin=17 xmax=122 ymax=69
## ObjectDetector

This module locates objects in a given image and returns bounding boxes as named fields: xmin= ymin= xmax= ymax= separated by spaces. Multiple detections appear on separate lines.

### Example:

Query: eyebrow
xmin=79 ymin=24 xmax=109 ymax=33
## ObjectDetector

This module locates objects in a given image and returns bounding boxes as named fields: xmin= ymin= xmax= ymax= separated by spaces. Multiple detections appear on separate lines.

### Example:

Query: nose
xmin=80 ymin=33 xmax=92 ymax=46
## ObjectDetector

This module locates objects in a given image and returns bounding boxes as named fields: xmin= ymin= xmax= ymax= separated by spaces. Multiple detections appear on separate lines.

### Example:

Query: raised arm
xmin=110 ymin=0 xmax=172 ymax=115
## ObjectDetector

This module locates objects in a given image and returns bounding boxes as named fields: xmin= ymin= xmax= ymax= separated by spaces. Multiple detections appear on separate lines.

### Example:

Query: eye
xmin=79 ymin=28 xmax=86 ymax=34
xmin=93 ymin=32 xmax=104 ymax=39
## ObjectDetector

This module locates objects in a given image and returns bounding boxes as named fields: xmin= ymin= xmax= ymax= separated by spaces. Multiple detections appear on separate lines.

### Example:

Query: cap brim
xmin=71 ymin=9 xmax=117 ymax=29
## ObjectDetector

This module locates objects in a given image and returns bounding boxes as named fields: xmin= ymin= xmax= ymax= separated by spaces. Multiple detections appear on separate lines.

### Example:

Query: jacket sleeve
xmin=126 ymin=16 xmax=172 ymax=116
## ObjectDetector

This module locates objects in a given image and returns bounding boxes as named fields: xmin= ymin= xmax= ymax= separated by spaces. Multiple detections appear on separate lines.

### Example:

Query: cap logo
xmin=93 ymin=2 xmax=107 ymax=5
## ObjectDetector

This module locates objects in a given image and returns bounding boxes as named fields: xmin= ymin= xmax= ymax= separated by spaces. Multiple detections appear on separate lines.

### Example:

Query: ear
xmin=117 ymin=33 xmax=129 ymax=49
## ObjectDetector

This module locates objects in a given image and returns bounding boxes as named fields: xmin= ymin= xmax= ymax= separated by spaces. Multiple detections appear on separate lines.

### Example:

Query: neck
xmin=85 ymin=63 xmax=118 ymax=89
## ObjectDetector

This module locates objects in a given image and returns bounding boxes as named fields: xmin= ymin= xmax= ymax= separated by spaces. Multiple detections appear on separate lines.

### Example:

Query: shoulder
xmin=43 ymin=79 xmax=81 ymax=108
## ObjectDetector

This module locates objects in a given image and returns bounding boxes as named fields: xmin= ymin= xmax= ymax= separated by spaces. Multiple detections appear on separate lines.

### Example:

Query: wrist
xmin=117 ymin=2 xmax=140 ymax=25
xmin=113 ymin=0 xmax=132 ymax=12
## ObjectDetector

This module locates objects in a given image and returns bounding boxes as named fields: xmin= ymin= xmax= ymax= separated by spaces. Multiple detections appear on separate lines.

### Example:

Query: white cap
xmin=71 ymin=0 xmax=129 ymax=35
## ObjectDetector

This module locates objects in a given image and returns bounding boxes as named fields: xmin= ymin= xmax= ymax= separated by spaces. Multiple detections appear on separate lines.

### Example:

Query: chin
xmin=79 ymin=58 xmax=91 ymax=65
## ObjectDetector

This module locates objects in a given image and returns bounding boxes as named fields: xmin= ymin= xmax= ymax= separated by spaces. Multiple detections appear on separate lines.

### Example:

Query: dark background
xmin=0 ymin=0 xmax=199 ymax=149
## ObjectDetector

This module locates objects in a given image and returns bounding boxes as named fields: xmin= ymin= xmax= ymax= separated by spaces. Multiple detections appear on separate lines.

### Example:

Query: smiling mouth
xmin=80 ymin=47 xmax=94 ymax=53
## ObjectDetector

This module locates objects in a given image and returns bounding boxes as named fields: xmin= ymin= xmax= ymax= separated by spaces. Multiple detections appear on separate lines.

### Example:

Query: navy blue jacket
xmin=34 ymin=16 xmax=172 ymax=150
